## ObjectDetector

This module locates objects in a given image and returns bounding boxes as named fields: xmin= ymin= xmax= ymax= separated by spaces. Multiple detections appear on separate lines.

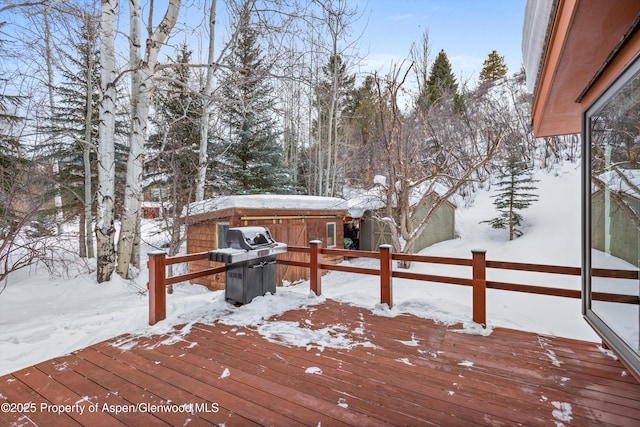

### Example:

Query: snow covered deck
xmin=2 ymin=299 xmax=640 ymax=426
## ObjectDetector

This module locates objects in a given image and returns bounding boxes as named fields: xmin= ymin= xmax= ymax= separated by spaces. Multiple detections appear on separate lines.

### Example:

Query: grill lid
xmin=209 ymin=226 xmax=287 ymax=264
xmin=226 ymin=226 xmax=276 ymax=251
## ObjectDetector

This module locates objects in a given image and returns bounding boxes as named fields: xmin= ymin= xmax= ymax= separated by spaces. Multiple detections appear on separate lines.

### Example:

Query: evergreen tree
xmin=44 ymin=13 xmax=128 ymax=255
xmin=479 ymin=50 xmax=508 ymax=84
xmin=47 ymin=14 xmax=101 ymax=255
xmin=482 ymin=144 xmax=539 ymax=240
xmin=0 ymin=91 xmax=25 ymax=224
xmin=423 ymin=49 xmax=459 ymax=106
xmin=147 ymin=43 xmax=201 ymax=215
xmin=343 ymin=74 xmax=379 ymax=185
xmin=216 ymin=5 xmax=295 ymax=195
xmin=147 ymin=43 xmax=202 ymax=262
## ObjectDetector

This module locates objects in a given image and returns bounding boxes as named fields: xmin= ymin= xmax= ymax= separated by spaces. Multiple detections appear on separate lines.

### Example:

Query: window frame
xmin=326 ymin=222 xmax=337 ymax=248
xmin=582 ymin=52 xmax=640 ymax=378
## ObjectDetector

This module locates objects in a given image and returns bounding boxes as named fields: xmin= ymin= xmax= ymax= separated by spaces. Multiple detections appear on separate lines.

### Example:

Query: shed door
xmin=374 ymin=219 xmax=393 ymax=249
xmin=360 ymin=210 xmax=374 ymax=251
xmin=361 ymin=210 xmax=393 ymax=251
xmin=269 ymin=223 xmax=307 ymax=285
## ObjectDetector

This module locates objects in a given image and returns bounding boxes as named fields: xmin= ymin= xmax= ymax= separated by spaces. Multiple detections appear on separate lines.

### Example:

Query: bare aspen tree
xmin=41 ymin=6 xmax=65 ymax=235
xmin=410 ymin=30 xmax=431 ymax=99
xmin=115 ymin=0 xmax=181 ymax=279
xmin=372 ymin=63 xmax=501 ymax=266
xmin=96 ymin=0 xmax=118 ymax=282
xmin=315 ymin=0 xmax=359 ymax=197
xmin=196 ymin=0 xmax=217 ymax=202
xmin=81 ymin=9 xmax=95 ymax=259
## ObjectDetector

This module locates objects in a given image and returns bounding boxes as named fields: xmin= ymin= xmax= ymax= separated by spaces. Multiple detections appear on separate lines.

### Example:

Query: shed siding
xmin=359 ymin=195 xmax=455 ymax=252
xmin=412 ymin=195 xmax=456 ymax=253
xmin=185 ymin=207 xmax=345 ymax=291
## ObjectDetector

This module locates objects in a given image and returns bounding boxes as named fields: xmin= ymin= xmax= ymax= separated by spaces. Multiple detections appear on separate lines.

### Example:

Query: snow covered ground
xmin=1 ymin=162 xmax=634 ymax=377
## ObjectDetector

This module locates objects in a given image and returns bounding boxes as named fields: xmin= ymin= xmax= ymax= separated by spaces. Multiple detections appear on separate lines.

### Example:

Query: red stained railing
xmin=147 ymin=244 xmax=639 ymax=326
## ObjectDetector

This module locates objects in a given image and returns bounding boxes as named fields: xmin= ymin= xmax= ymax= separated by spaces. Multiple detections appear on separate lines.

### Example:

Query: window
xmin=150 ymin=188 xmax=161 ymax=202
xmin=217 ymin=223 xmax=229 ymax=249
xmin=583 ymin=55 xmax=640 ymax=378
xmin=326 ymin=222 xmax=336 ymax=248
xmin=149 ymin=186 xmax=169 ymax=202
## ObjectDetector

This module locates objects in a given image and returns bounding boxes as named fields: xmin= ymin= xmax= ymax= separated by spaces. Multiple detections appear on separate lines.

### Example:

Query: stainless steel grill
xmin=208 ymin=226 xmax=287 ymax=304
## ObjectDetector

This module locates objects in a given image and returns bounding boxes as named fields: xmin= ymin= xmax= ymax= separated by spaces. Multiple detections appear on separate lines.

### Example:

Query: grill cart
xmin=208 ymin=226 xmax=287 ymax=304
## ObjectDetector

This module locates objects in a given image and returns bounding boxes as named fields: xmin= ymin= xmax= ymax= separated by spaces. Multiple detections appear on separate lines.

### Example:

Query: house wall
xmin=185 ymin=208 xmax=345 ymax=291
xmin=528 ymin=0 xmax=640 ymax=137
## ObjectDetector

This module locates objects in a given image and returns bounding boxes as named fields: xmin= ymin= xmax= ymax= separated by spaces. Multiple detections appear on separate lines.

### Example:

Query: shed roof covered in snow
xmin=345 ymin=179 xmax=456 ymax=219
xmin=184 ymin=194 xmax=348 ymax=219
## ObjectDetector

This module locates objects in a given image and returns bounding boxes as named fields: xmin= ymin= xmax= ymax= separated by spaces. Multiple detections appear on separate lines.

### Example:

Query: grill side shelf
xmin=208 ymin=244 xmax=287 ymax=265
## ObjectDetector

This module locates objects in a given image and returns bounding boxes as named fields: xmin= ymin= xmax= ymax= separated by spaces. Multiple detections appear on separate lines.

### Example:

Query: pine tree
xmin=479 ymin=50 xmax=508 ymax=84
xmin=423 ymin=49 xmax=459 ymax=106
xmin=47 ymin=14 xmax=101 ymax=256
xmin=148 ymin=42 xmax=201 ymax=204
xmin=0 ymin=92 xmax=25 ymax=225
xmin=147 ymin=43 xmax=202 ymax=256
xmin=482 ymin=145 xmax=539 ymax=240
xmin=343 ymin=74 xmax=379 ymax=185
xmin=44 ymin=13 xmax=127 ymax=257
xmin=216 ymin=5 xmax=295 ymax=195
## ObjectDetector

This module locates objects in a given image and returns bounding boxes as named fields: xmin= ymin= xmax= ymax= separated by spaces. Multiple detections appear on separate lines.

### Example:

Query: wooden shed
xmin=183 ymin=194 xmax=348 ymax=290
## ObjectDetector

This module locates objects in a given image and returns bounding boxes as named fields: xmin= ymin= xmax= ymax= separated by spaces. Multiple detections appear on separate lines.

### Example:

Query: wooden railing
xmin=147 ymin=250 xmax=224 ymax=325
xmin=147 ymin=243 xmax=639 ymax=326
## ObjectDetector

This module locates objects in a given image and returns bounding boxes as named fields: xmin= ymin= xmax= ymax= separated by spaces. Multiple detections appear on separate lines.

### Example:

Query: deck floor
xmin=1 ymin=299 xmax=640 ymax=426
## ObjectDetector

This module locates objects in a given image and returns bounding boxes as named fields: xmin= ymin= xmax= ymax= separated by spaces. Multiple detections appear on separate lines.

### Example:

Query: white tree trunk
xmin=83 ymin=16 xmax=95 ymax=259
xmin=116 ymin=0 xmax=181 ymax=278
xmin=96 ymin=0 xmax=118 ymax=283
xmin=42 ymin=10 xmax=64 ymax=235
xmin=116 ymin=0 xmax=143 ymax=279
xmin=196 ymin=0 xmax=218 ymax=202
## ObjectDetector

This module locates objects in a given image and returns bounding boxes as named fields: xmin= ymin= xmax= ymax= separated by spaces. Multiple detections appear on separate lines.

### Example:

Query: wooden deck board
xmin=2 ymin=298 xmax=640 ymax=426
xmin=187 ymin=328 xmax=485 ymax=426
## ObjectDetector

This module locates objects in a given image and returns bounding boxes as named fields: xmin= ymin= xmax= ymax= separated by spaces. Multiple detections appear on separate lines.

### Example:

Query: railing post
xmin=472 ymin=249 xmax=487 ymax=328
xmin=148 ymin=251 xmax=167 ymax=325
xmin=380 ymin=244 xmax=393 ymax=308
xmin=309 ymin=240 xmax=322 ymax=296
